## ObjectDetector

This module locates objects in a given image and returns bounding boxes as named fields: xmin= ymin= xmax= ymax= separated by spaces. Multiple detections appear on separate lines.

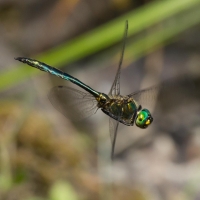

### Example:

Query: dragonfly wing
xmin=128 ymin=76 xmax=197 ymax=108
xmin=128 ymin=85 xmax=159 ymax=107
xmin=108 ymin=21 xmax=128 ymax=97
xmin=108 ymin=21 xmax=128 ymax=159
xmin=109 ymin=117 xmax=119 ymax=160
xmin=48 ymin=86 xmax=98 ymax=121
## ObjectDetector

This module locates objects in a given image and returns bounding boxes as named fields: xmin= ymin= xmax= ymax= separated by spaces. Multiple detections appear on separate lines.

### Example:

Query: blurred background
xmin=1 ymin=0 xmax=200 ymax=200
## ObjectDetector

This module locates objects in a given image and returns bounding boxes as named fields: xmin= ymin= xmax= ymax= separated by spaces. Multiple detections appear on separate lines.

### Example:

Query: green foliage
xmin=1 ymin=0 xmax=200 ymax=91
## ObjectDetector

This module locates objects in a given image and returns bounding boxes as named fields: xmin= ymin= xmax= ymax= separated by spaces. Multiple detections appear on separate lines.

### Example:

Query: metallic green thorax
xmin=97 ymin=94 xmax=138 ymax=126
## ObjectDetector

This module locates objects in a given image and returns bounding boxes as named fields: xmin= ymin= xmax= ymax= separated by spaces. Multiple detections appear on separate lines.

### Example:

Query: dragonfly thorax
xmin=100 ymin=96 xmax=138 ymax=126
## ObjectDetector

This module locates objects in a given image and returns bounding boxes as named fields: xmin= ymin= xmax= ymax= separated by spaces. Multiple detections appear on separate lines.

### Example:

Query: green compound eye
xmin=136 ymin=109 xmax=153 ymax=129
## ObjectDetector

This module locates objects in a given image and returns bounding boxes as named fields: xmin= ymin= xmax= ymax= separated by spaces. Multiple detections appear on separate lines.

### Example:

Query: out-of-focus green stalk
xmin=0 ymin=0 xmax=200 ymax=92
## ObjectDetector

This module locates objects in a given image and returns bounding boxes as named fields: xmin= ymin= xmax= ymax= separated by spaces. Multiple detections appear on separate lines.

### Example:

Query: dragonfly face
xmin=136 ymin=108 xmax=153 ymax=129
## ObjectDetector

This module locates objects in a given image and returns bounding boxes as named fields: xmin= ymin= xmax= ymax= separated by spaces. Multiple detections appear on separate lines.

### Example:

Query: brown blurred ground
xmin=1 ymin=1 xmax=200 ymax=200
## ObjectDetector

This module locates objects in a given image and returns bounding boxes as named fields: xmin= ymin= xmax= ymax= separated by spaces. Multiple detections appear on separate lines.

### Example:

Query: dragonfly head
xmin=135 ymin=108 xmax=153 ymax=129
xmin=97 ymin=93 xmax=110 ymax=107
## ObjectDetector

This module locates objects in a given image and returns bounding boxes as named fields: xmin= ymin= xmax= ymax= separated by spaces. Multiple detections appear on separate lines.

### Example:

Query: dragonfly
xmin=15 ymin=21 xmax=153 ymax=159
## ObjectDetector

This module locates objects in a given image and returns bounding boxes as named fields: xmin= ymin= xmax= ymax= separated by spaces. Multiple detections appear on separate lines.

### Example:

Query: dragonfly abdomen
xmin=15 ymin=57 xmax=100 ymax=98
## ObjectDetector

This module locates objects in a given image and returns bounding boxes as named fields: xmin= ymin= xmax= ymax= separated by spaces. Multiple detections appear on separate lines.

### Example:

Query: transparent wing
xmin=109 ymin=117 xmax=119 ymax=160
xmin=109 ymin=20 xmax=128 ymax=97
xmin=108 ymin=21 xmax=128 ymax=159
xmin=48 ymin=86 xmax=98 ymax=121
xmin=128 ymin=84 xmax=159 ymax=106
xmin=128 ymin=76 xmax=198 ymax=108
